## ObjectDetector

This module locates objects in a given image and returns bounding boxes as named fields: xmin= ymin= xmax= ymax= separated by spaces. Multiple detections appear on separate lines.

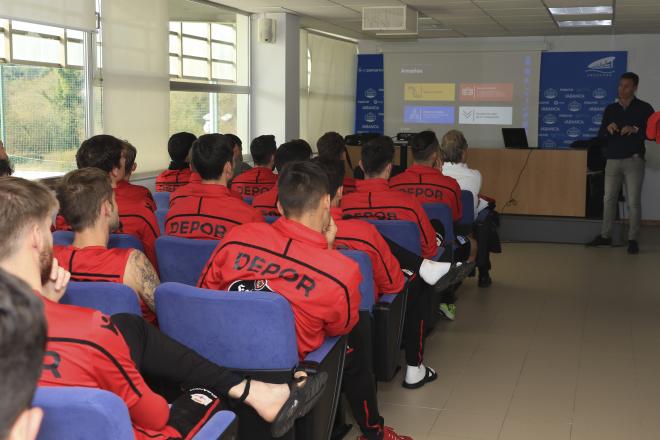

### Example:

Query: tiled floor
xmin=345 ymin=231 xmax=660 ymax=439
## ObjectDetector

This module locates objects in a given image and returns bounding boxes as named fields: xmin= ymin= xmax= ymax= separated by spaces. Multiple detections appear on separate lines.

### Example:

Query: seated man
xmin=0 ymin=176 xmax=326 ymax=440
xmin=340 ymin=136 xmax=438 ymax=260
xmin=440 ymin=130 xmax=500 ymax=289
xmin=166 ymin=134 xmax=263 ymax=240
xmin=74 ymin=135 xmax=160 ymax=267
xmin=230 ymin=134 xmax=277 ymax=196
xmin=117 ymin=140 xmax=156 ymax=211
xmin=0 ymin=268 xmax=47 ymax=440
xmin=390 ymin=131 xmax=462 ymax=222
xmin=53 ymin=168 xmax=159 ymax=323
xmin=156 ymin=132 xmax=196 ymax=192
xmin=316 ymin=156 xmax=461 ymax=389
xmin=200 ymin=161 xmax=412 ymax=440
xmin=252 ymin=139 xmax=313 ymax=217
xmin=316 ymin=131 xmax=357 ymax=193
xmin=225 ymin=133 xmax=252 ymax=179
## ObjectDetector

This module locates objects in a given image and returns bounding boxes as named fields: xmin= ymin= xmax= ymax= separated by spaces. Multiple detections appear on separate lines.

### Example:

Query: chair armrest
xmin=192 ymin=410 xmax=238 ymax=440
xmin=302 ymin=336 xmax=341 ymax=365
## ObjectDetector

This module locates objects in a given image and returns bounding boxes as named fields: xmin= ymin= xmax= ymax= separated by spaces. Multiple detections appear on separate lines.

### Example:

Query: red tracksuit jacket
xmin=251 ymin=187 xmax=280 ymax=217
xmin=39 ymin=296 xmax=180 ymax=440
xmin=229 ymin=166 xmax=277 ymax=196
xmin=332 ymin=207 xmax=405 ymax=297
xmin=116 ymin=180 xmax=156 ymax=212
xmin=340 ymin=178 xmax=438 ymax=259
xmin=198 ymin=218 xmax=361 ymax=358
xmin=166 ymin=183 xmax=264 ymax=240
xmin=53 ymin=245 xmax=156 ymax=323
xmin=389 ymin=164 xmax=463 ymax=222
xmin=156 ymin=168 xmax=193 ymax=193
xmin=343 ymin=176 xmax=357 ymax=194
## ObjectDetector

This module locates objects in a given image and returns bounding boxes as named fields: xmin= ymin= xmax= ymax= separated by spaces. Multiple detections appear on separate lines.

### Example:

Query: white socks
xmin=419 ymin=259 xmax=457 ymax=285
xmin=405 ymin=364 xmax=428 ymax=384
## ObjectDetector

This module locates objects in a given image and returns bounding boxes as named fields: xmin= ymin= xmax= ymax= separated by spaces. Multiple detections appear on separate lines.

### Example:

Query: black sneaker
xmin=627 ymin=240 xmax=639 ymax=254
xmin=586 ymin=235 xmax=612 ymax=247
xmin=478 ymin=273 xmax=492 ymax=288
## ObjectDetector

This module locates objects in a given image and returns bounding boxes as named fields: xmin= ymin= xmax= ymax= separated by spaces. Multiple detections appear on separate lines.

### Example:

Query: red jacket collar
xmin=355 ymin=178 xmax=390 ymax=192
xmin=408 ymin=163 xmax=444 ymax=176
xmin=272 ymin=217 xmax=328 ymax=249
xmin=177 ymin=182 xmax=233 ymax=197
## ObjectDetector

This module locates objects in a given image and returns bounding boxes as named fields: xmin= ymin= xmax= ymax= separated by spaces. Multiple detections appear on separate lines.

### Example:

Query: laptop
xmin=502 ymin=128 xmax=529 ymax=149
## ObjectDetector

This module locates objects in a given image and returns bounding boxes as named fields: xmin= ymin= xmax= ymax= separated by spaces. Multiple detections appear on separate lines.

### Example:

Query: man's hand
xmin=323 ymin=216 xmax=337 ymax=249
xmin=42 ymin=258 xmax=71 ymax=302
xmin=0 ymin=139 xmax=7 ymax=161
xmin=606 ymin=122 xmax=619 ymax=135
xmin=620 ymin=125 xmax=639 ymax=136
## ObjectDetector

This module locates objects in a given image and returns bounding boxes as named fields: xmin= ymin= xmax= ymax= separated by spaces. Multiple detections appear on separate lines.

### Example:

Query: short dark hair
xmin=410 ymin=131 xmax=439 ymax=162
xmin=620 ymin=72 xmax=639 ymax=87
xmin=121 ymin=141 xmax=137 ymax=175
xmin=76 ymin=135 xmax=123 ymax=172
xmin=274 ymin=139 xmax=313 ymax=173
xmin=0 ymin=159 xmax=13 ymax=177
xmin=192 ymin=134 xmax=234 ymax=181
xmin=0 ymin=268 xmax=47 ymax=440
xmin=224 ymin=133 xmax=242 ymax=148
xmin=168 ymin=132 xmax=197 ymax=164
xmin=278 ymin=161 xmax=330 ymax=218
xmin=56 ymin=168 xmax=114 ymax=232
xmin=312 ymin=156 xmax=345 ymax=199
xmin=250 ymin=135 xmax=277 ymax=166
xmin=316 ymin=132 xmax=346 ymax=160
xmin=361 ymin=136 xmax=394 ymax=175
xmin=0 ymin=177 xmax=58 ymax=262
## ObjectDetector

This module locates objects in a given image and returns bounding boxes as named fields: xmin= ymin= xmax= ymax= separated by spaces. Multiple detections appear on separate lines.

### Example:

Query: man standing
xmin=587 ymin=72 xmax=654 ymax=254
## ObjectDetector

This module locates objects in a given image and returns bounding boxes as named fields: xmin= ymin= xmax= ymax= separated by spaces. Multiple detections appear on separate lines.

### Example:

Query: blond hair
xmin=440 ymin=130 xmax=468 ymax=163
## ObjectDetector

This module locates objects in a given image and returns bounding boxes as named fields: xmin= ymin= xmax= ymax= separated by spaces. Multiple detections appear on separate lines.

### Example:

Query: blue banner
xmin=538 ymin=51 xmax=627 ymax=149
xmin=355 ymin=54 xmax=384 ymax=134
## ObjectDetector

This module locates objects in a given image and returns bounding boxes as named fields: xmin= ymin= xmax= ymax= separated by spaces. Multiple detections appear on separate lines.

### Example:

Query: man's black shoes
xmin=586 ymin=235 xmax=612 ymax=247
xmin=627 ymin=240 xmax=639 ymax=254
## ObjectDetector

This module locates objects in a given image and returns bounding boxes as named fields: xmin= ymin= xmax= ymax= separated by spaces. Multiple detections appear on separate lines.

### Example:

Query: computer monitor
xmin=502 ymin=128 xmax=529 ymax=149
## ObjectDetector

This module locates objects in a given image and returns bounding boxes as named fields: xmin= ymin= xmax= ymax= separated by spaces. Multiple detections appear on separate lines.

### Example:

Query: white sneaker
xmin=438 ymin=303 xmax=456 ymax=320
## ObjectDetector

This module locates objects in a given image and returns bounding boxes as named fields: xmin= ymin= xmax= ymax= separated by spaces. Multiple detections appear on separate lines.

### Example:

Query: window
xmin=0 ymin=18 xmax=93 ymax=176
xmin=168 ymin=1 xmax=249 ymax=148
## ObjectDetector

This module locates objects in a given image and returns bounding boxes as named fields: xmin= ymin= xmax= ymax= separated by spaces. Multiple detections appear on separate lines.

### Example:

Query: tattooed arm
xmin=123 ymin=249 xmax=159 ymax=312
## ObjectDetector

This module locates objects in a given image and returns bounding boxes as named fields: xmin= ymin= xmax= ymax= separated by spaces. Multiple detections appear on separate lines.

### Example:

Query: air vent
xmin=362 ymin=6 xmax=418 ymax=34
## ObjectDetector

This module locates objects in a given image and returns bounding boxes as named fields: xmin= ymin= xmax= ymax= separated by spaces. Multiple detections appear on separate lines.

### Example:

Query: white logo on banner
xmin=544 ymin=88 xmax=558 ymax=99
xmin=567 ymin=127 xmax=581 ymax=138
xmin=365 ymin=88 xmax=377 ymax=99
xmin=592 ymin=88 xmax=607 ymax=99
xmin=568 ymin=101 xmax=582 ymax=112
xmin=587 ymin=56 xmax=615 ymax=72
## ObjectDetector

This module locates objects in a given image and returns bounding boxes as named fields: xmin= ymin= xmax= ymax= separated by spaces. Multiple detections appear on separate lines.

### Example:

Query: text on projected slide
xmin=404 ymin=106 xmax=455 ymax=124
xmin=459 ymin=107 xmax=512 ymax=125
xmin=459 ymin=83 xmax=513 ymax=102
xmin=404 ymin=83 xmax=455 ymax=101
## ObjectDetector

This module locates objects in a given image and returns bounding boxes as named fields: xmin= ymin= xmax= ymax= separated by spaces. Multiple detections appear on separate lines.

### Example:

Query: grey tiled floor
xmin=345 ymin=233 xmax=660 ymax=439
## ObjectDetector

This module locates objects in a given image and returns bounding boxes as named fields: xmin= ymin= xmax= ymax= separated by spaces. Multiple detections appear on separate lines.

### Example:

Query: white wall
xmin=250 ymin=13 xmax=300 ymax=144
xmin=359 ymin=34 xmax=660 ymax=220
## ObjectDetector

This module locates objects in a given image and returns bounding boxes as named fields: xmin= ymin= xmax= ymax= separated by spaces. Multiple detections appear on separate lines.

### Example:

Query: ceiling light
xmin=549 ymin=6 xmax=613 ymax=15
xmin=557 ymin=19 xmax=612 ymax=27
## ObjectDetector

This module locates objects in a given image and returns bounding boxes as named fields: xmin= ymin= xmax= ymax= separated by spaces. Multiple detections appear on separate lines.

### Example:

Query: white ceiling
xmin=208 ymin=0 xmax=660 ymax=40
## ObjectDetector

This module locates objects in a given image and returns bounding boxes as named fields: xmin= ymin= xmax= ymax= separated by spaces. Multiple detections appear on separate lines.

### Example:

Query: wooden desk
xmin=466 ymin=148 xmax=587 ymax=217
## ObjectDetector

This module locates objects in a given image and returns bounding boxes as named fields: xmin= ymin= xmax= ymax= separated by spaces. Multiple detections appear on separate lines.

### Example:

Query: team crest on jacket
xmin=228 ymin=279 xmax=273 ymax=292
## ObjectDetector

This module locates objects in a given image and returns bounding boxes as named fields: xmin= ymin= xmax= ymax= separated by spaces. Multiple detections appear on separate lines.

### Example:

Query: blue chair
xmin=34 ymin=387 xmax=238 ymax=440
xmin=156 ymin=283 xmax=346 ymax=440
xmin=423 ymin=202 xmax=454 ymax=247
xmin=367 ymin=220 xmax=422 ymax=255
xmin=60 ymin=282 xmax=142 ymax=316
xmin=156 ymin=236 xmax=219 ymax=286
xmin=243 ymin=196 xmax=253 ymax=205
xmin=265 ymin=215 xmax=279 ymax=224
xmin=156 ymin=209 xmax=168 ymax=234
xmin=153 ymin=191 xmax=171 ymax=210
xmin=459 ymin=190 xmax=475 ymax=225
xmin=52 ymin=231 xmax=144 ymax=252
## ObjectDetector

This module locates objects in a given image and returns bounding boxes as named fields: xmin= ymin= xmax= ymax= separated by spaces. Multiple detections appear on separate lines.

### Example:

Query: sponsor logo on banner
xmin=365 ymin=112 xmax=377 ymax=123
xmin=365 ymin=88 xmax=377 ymax=99
xmin=543 ymin=114 xmax=558 ymax=125
xmin=544 ymin=88 xmax=558 ymax=99
xmin=542 ymin=139 xmax=557 ymax=148
xmin=567 ymin=127 xmax=581 ymax=138
xmin=592 ymin=114 xmax=603 ymax=125
xmin=459 ymin=106 xmax=513 ymax=125
xmin=586 ymin=56 xmax=616 ymax=73
xmin=592 ymin=88 xmax=607 ymax=99
xmin=568 ymin=101 xmax=582 ymax=112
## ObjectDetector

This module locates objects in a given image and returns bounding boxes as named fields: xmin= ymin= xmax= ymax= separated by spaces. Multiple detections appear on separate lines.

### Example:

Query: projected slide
xmin=384 ymin=51 xmax=541 ymax=147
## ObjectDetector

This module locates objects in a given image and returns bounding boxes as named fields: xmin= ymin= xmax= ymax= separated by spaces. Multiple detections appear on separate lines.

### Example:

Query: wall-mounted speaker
xmin=258 ymin=18 xmax=275 ymax=43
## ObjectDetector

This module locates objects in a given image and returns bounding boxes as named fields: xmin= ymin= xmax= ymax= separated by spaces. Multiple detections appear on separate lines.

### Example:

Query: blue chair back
xmin=459 ymin=190 xmax=475 ymax=225
xmin=339 ymin=250 xmax=375 ymax=312
xmin=153 ymin=191 xmax=171 ymax=210
xmin=265 ymin=215 xmax=279 ymax=224
xmin=52 ymin=231 xmax=144 ymax=252
xmin=156 ymin=236 xmax=219 ymax=286
xmin=368 ymin=220 xmax=422 ymax=255
xmin=60 ymin=282 xmax=142 ymax=316
xmin=156 ymin=283 xmax=299 ymax=370
xmin=243 ymin=196 xmax=253 ymax=205
xmin=156 ymin=209 xmax=168 ymax=234
xmin=35 ymin=387 xmax=134 ymax=440
xmin=423 ymin=203 xmax=454 ymax=245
